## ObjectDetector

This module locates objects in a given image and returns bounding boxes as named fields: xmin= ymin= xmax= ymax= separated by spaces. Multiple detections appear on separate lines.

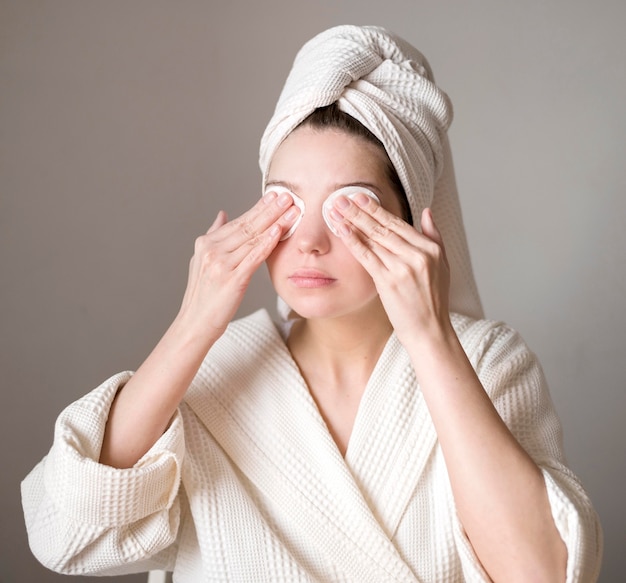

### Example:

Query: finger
xmin=212 ymin=190 xmax=297 ymax=251
xmin=194 ymin=217 xmax=288 ymax=289
xmin=207 ymin=210 xmax=228 ymax=234
xmin=192 ymin=195 xmax=298 ymax=275
xmin=420 ymin=208 xmax=440 ymax=243
xmin=332 ymin=198 xmax=448 ymax=281
xmin=231 ymin=218 xmax=286 ymax=278
xmin=338 ymin=219 xmax=421 ymax=284
xmin=420 ymin=208 xmax=449 ymax=267
xmin=186 ymin=214 xmax=287 ymax=310
xmin=328 ymin=201 xmax=405 ymax=277
xmin=332 ymin=222 xmax=387 ymax=278
xmin=329 ymin=194 xmax=417 ymax=253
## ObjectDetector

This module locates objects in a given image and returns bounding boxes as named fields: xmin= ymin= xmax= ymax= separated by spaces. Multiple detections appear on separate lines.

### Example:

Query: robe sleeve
xmin=21 ymin=371 xmax=184 ymax=576
xmin=452 ymin=321 xmax=603 ymax=583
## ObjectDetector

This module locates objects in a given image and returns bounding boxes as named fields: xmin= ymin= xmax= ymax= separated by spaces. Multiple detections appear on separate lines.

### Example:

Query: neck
xmin=287 ymin=307 xmax=394 ymax=388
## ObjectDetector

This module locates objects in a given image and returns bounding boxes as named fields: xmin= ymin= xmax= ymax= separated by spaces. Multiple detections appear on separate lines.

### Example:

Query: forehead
xmin=267 ymin=126 xmax=404 ymax=217
xmin=267 ymin=127 xmax=389 ymax=184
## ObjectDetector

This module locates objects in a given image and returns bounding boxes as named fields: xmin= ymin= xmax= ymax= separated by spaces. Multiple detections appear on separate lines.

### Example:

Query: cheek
xmin=265 ymin=242 xmax=288 ymax=279
xmin=335 ymin=247 xmax=374 ymax=283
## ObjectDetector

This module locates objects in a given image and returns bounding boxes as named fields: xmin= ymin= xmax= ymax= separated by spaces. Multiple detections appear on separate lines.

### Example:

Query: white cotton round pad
xmin=263 ymin=185 xmax=305 ymax=240
xmin=322 ymin=186 xmax=380 ymax=236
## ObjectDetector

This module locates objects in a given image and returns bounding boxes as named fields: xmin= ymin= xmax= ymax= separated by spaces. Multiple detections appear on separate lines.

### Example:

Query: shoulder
xmin=451 ymin=312 xmax=526 ymax=356
xmin=451 ymin=312 xmax=551 ymax=419
xmin=450 ymin=312 xmax=538 ymax=379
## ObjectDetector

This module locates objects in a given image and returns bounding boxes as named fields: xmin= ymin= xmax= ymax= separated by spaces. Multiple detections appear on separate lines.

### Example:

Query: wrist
xmin=400 ymin=317 xmax=472 ymax=382
xmin=173 ymin=304 xmax=227 ymax=348
xmin=397 ymin=314 xmax=457 ymax=355
xmin=155 ymin=314 xmax=218 ymax=374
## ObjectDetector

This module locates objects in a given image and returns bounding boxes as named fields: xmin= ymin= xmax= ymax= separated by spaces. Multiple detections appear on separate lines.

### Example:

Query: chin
xmin=285 ymin=303 xmax=338 ymax=321
xmin=281 ymin=294 xmax=381 ymax=323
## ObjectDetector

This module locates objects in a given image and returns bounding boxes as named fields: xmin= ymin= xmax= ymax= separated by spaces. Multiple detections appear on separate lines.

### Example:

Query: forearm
xmin=99 ymin=312 xmax=218 ymax=469
xmin=100 ymin=196 xmax=297 ymax=469
xmin=406 ymin=324 xmax=567 ymax=582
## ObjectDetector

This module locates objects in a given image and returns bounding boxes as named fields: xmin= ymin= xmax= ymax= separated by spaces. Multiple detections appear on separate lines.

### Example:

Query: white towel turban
xmin=260 ymin=25 xmax=483 ymax=320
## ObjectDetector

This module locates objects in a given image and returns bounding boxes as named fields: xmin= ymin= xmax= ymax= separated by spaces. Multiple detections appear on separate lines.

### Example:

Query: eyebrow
xmin=264 ymin=180 xmax=298 ymax=192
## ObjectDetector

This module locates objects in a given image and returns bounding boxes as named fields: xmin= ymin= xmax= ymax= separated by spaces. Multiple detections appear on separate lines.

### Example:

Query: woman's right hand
xmin=99 ymin=189 xmax=298 ymax=469
xmin=177 ymin=189 xmax=299 ymax=341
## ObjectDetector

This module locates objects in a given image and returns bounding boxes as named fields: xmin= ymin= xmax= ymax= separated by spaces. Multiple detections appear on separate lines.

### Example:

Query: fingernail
xmin=277 ymin=193 xmax=292 ymax=207
xmin=284 ymin=207 xmax=300 ymax=221
xmin=269 ymin=224 xmax=281 ymax=237
xmin=263 ymin=191 xmax=277 ymax=203
xmin=329 ymin=209 xmax=343 ymax=222
xmin=338 ymin=223 xmax=350 ymax=237
xmin=354 ymin=193 xmax=371 ymax=207
xmin=335 ymin=196 xmax=350 ymax=209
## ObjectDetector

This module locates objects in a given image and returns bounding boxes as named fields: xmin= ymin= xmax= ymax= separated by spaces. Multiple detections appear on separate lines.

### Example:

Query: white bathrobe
xmin=21 ymin=309 xmax=602 ymax=582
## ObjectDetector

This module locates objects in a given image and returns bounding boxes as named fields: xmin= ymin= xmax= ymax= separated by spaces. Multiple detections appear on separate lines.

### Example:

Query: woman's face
xmin=265 ymin=125 xmax=404 ymax=322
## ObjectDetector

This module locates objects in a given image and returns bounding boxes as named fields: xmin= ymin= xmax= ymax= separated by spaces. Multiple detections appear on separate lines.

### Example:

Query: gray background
xmin=2 ymin=1 xmax=624 ymax=581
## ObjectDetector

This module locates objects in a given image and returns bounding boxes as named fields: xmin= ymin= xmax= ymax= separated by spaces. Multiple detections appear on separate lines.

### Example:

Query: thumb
xmin=421 ymin=208 xmax=449 ymax=266
xmin=207 ymin=210 xmax=228 ymax=233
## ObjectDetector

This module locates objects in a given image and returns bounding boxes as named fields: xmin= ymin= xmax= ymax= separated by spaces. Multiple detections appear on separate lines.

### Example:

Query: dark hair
xmin=298 ymin=103 xmax=412 ymax=225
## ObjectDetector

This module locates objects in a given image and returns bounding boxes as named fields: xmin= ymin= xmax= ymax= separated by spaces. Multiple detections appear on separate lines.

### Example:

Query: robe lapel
xmin=185 ymin=310 xmax=421 ymax=583
xmin=345 ymin=334 xmax=438 ymax=539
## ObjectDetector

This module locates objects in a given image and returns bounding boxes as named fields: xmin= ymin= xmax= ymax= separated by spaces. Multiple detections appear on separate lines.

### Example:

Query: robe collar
xmin=185 ymin=309 xmax=437 ymax=582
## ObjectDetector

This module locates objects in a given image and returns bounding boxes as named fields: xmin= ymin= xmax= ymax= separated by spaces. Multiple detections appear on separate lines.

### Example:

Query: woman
xmin=22 ymin=25 xmax=602 ymax=582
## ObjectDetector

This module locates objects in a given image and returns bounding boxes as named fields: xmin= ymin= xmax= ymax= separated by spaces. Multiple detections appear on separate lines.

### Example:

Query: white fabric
xmin=260 ymin=25 xmax=483 ymax=319
xmin=147 ymin=571 xmax=170 ymax=583
xmin=22 ymin=309 xmax=602 ymax=582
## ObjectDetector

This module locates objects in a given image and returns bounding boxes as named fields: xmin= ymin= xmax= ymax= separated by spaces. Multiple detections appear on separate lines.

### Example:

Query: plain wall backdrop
xmin=2 ymin=1 xmax=624 ymax=581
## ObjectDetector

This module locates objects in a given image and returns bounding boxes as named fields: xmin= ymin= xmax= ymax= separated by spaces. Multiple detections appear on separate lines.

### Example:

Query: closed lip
xmin=288 ymin=268 xmax=336 ymax=287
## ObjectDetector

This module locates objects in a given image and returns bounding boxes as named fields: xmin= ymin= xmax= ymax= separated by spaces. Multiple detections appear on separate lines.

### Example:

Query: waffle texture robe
xmin=22 ymin=309 xmax=602 ymax=582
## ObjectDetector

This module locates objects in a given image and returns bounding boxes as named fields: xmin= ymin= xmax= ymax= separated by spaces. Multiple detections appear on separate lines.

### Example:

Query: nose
xmin=292 ymin=202 xmax=332 ymax=255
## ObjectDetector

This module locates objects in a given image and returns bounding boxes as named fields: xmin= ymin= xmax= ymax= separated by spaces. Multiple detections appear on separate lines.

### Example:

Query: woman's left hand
xmin=331 ymin=194 xmax=571 ymax=583
xmin=329 ymin=193 xmax=452 ymax=347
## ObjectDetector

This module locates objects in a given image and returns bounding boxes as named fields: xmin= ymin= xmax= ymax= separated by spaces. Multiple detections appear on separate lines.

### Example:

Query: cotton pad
xmin=264 ymin=185 xmax=305 ymax=240
xmin=322 ymin=186 xmax=381 ymax=236
xmin=263 ymin=185 xmax=380 ymax=239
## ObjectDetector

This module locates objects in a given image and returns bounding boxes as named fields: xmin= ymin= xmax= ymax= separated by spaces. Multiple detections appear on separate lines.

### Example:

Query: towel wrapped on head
xmin=260 ymin=25 xmax=483 ymax=320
